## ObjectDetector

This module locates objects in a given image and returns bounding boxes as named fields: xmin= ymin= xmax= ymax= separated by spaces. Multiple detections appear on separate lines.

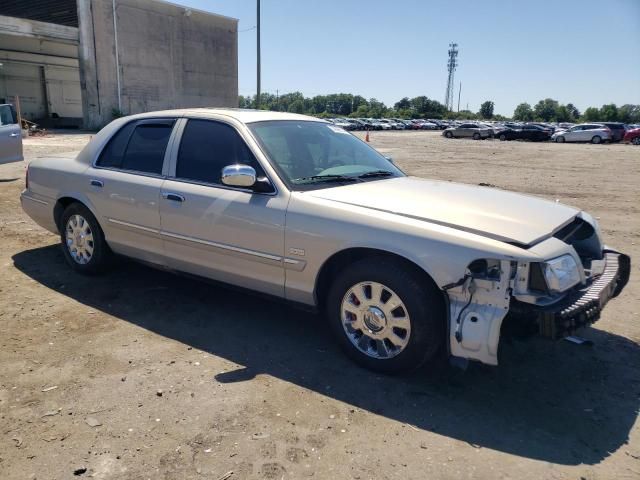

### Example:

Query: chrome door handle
xmin=90 ymin=179 xmax=104 ymax=187
xmin=162 ymin=192 xmax=185 ymax=202
xmin=9 ymin=133 xmax=19 ymax=137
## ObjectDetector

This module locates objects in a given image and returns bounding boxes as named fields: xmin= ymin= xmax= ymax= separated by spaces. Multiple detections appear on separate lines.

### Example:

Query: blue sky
xmin=170 ymin=0 xmax=640 ymax=115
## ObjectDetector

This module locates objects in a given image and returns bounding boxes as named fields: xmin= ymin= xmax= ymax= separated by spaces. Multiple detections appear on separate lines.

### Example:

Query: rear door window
xmin=97 ymin=119 xmax=174 ymax=174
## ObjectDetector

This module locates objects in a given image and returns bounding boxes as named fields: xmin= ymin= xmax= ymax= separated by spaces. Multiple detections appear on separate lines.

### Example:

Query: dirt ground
xmin=1 ymin=130 xmax=639 ymax=480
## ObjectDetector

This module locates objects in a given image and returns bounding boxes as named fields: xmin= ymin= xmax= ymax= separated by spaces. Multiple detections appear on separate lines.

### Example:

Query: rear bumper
xmin=20 ymin=191 xmax=58 ymax=234
xmin=512 ymin=251 xmax=630 ymax=339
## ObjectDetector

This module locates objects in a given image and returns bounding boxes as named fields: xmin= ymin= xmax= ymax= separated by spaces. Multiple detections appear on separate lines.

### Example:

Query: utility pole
xmin=457 ymin=82 xmax=461 ymax=113
xmin=444 ymin=43 xmax=458 ymax=111
xmin=256 ymin=0 xmax=261 ymax=109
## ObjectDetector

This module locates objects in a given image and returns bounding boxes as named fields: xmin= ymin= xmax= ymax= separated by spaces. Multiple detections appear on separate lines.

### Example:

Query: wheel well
xmin=314 ymin=247 xmax=444 ymax=311
xmin=53 ymin=197 xmax=82 ymax=232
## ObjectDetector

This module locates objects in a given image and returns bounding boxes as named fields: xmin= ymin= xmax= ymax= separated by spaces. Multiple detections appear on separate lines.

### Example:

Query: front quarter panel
xmin=283 ymin=191 xmax=539 ymax=305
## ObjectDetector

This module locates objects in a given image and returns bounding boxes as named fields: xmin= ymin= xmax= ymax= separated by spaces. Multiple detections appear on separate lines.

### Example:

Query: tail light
xmin=25 ymin=164 xmax=29 ymax=190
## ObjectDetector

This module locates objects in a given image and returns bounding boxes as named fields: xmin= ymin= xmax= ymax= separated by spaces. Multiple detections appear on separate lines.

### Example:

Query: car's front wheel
xmin=60 ymin=203 xmax=113 ymax=274
xmin=326 ymin=258 xmax=444 ymax=374
xmin=633 ymin=137 xmax=640 ymax=145
xmin=444 ymin=131 xmax=453 ymax=138
xmin=499 ymin=133 xmax=507 ymax=141
xmin=556 ymin=136 xmax=565 ymax=143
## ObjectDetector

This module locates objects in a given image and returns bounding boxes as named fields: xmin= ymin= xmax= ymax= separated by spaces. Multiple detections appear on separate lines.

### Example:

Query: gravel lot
xmin=1 ymin=130 xmax=638 ymax=480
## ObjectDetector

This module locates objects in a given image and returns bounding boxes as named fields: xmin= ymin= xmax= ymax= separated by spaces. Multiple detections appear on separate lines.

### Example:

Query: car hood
xmin=305 ymin=176 xmax=579 ymax=246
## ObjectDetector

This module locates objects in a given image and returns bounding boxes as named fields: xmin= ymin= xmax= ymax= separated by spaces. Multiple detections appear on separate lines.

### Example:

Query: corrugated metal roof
xmin=0 ymin=0 xmax=78 ymax=28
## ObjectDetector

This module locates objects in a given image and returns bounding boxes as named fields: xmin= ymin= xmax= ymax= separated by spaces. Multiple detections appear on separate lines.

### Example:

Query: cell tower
xmin=444 ymin=43 xmax=459 ymax=111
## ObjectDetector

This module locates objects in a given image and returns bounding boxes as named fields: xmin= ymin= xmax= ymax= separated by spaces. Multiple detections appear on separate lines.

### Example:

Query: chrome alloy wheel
xmin=341 ymin=281 xmax=411 ymax=359
xmin=65 ymin=214 xmax=94 ymax=264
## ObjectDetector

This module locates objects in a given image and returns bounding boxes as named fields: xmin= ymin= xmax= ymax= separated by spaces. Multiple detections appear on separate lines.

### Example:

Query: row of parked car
xmin=326 ymin=118 xmax=450 ymax=131
xmin=441 ymin=121 xmax=640 ymax=144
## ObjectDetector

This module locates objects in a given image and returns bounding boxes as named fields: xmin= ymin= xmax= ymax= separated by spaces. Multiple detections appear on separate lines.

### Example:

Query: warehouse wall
xmin=78 ymin=0 xmax=238 ymax=129
xmin=0 ymin=15 xmax=82 ymax=124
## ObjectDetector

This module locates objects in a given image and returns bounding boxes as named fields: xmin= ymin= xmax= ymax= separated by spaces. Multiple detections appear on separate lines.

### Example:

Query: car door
xmin=159 ymin=118 xmax=288 ymax=298
xmin=456 ymin=124 xmax=471 ymax=137
xmin=565 ymin=126 xmax=582 ymax=141
xmin=84 ymin=118 xmax=177 ymax=264
xmin=0 ymin=104 xmax=23 ymax=165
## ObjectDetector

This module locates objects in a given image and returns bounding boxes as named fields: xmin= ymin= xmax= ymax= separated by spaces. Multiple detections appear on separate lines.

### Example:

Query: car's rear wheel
xmin=473 ymin=132 xmax=481 ymax=140
xmin=326 ymin=258 xmax=444 ymax=374
xmin=60 ymin=203 xmax=112 ymax=274
xmin=445 ymin=131 xmax=453 ymax=138
xmin=591 ymin=135 xmax=602 ymax=144
xmin=499 ymin=133 xmax=507 ymax=141
xmin=556 ymin=136 xmax=565 ymax=143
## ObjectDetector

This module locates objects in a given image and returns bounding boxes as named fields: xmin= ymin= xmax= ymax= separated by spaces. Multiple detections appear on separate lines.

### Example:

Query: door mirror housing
xmin=384 ymin=156 xmax=394 ymax=164
xmin=221 ymin=164 xmax=256 ymax=188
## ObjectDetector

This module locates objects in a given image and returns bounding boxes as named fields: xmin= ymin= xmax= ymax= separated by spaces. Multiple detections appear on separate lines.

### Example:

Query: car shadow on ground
xmin=13 ymin=245 xmax=640 ymax=466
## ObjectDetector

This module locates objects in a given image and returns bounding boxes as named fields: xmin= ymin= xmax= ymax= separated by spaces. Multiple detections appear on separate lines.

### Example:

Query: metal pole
xmin=457 ymin=82 xmax=461 ymax=113
xmin=112 ymin=0 xmax=122 ymax=112
xmin=256 ymin=0 xmax=261 ymax=109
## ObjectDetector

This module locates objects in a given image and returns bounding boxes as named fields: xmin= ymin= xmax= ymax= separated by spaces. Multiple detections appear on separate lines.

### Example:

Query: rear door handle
xmin=9 ymin=133 xmax=19 ymax=137
xmin=90 ymin=179 xmax=104 ymax=187
xmin=162 ymin=192 xmax=185 ymax=202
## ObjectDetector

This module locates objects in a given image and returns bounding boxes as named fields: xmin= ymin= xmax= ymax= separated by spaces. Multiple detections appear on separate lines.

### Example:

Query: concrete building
xmin=0 ymin=0 xmax=238 ymax=129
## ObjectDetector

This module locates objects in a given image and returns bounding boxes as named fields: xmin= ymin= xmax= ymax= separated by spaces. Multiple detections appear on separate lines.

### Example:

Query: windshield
xmin=248 ymin=120 xmax=404 ymax=189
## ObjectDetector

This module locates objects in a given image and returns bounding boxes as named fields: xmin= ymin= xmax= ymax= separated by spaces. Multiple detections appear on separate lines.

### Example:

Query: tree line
xmin=238 ymin=92 xmax=640 ymax=123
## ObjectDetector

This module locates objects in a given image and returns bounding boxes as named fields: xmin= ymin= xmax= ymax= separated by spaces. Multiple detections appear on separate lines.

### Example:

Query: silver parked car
xmin=443 ymin=123 xmax=491 ymax=139
xmin=21 ymin=109 xmax=629 ymax=373
xmin=0 ymin=104 xmax=23 ymax=165
xmin=552 ymin=124 xmax=611 ymax=144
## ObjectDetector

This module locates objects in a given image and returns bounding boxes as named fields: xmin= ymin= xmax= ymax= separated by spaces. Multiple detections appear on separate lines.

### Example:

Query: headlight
xmin=543 ymin=255 xmax=581 ymax=292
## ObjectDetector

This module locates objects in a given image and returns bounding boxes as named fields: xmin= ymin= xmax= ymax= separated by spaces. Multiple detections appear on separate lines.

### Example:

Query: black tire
xmin=556 ymin=136 xmax=565 ymax=143
xmin=633 ymin=137 xmax=640 ymax=145
xmin=473 ymin=132 xmax=481 ymax=140
xmin=326 ymin=257 xmax=445 ymax=374
xmin=59 ymin=202 xmax=113 ymax=275
xmin=591 ymin=135 xmax=602 ymax=144
xmin=499 ymin=133 xmax=507 ymax=141
xmin=445 ymin=131 xmax=453 ymax=138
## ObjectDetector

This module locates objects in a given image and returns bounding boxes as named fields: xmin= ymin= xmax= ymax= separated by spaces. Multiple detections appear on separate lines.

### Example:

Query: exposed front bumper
xmin=513 ymin=251 xmax=630 ymax=339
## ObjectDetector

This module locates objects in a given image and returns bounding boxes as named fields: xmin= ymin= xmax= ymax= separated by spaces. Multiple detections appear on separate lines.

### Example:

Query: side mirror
xmin=385 ymin=156 xmax=394 ymax=164
xmin=221 ymin=164 xmax=256 ymax=188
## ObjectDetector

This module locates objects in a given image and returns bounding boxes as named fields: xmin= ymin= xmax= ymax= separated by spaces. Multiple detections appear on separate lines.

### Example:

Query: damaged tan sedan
xmin=21 ymin=110 xmax=630 ymax=373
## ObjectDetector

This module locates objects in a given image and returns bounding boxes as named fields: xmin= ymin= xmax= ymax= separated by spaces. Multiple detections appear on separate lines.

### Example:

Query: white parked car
xmin=0 ymin=104 xmax=23 ymax=165
xmin=21 ymin=109 xmax=630 ymax=373
xmin=552 ymin=124 xmax=612 ymax=144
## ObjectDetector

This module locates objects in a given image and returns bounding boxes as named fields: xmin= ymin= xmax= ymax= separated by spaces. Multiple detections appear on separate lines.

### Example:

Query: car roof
xmin=121 ymin=108 xmax=325 ymax=124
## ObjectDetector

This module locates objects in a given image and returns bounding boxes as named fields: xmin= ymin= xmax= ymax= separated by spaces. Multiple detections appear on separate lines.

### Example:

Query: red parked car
xmin=623 ymin=127 xmax=640 ymax=145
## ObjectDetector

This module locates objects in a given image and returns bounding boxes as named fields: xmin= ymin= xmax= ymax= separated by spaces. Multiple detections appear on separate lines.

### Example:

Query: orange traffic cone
xmin=365 ymin=129 xmax=370 ymax=142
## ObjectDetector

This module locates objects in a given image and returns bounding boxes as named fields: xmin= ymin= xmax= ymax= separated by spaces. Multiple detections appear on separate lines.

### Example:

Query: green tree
xmin=566 ymin=103 xmax=580 ymax=121
xmin=394 ymin=97 xmax=411 ymax=111
xmin=618 ymin=104 xmax=640 ymax=123
xmin=479 ymin=101 xmax=494 ymax=119
xmin=513 ymin=103 xmax=534 ymax=121
xmin=582 ymin=107 xmax=600 ymax=121
xmin=533 ymin=98 xmax=560 ymax=122
xmin=367 ymin=98 xmax=387 ymax=118
xmin=555 ymin=105 xmax=571 ymax=123
xmin=288 ymin=99 xmax=305 ymax=114
xmin=599 ymin=104 xmax=619 ymax=122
